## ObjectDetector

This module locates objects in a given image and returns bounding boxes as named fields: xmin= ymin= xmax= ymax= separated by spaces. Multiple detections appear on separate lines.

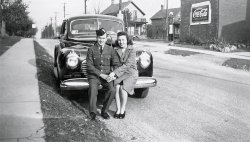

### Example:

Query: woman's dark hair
xmin=115 ymin=31 xmax=133 ymax=46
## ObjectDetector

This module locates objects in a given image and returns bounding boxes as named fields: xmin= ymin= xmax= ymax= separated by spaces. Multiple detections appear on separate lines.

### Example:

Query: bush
xmin=146 ymin=24 xmax=153 ymax=39
xmin=181 ymin=34 xmax=202 ymax=45
xmin=208 ymin=39 xmax=239 ymax=52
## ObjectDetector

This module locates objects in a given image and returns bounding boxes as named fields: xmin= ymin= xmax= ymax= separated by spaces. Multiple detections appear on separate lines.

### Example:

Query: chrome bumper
xmin=60 ymin=77 xmax=157 ymax=91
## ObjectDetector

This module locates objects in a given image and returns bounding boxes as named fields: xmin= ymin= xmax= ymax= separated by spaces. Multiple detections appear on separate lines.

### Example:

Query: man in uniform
xmin=86 ymin=28 xmax=116 ymax=120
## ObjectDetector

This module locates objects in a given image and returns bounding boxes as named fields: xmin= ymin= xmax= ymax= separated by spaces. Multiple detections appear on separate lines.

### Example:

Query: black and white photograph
xmin=0 ymin=0 xmax=250 ymax=141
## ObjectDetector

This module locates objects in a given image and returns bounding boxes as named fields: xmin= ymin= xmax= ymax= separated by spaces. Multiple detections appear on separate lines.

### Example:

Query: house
xmin=101 ymin=0 xmax=147 ymax=36
xmin=180 ymin=0 xmax=250 ymax=44
xmin=150 ymin=5 xmax=181 ymax=39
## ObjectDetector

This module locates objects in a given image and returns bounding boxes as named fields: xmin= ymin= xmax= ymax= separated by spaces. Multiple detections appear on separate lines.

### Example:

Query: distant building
xmin=150 ymin=5 xmax=181 ymax=39
xmin=180 ymin=0 xmax=250 ymax=44
xmin=101 ymin=0 xmax=147 ymax=36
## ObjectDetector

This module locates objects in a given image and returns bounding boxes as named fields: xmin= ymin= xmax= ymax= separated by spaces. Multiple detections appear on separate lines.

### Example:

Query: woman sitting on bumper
xmin=108 ymin=31 xmax=138 ymax=119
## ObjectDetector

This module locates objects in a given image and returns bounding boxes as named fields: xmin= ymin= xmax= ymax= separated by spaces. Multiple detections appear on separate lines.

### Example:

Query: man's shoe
xmin=90 ymin=112 xmax=96 ymax=120
xmin=101 ymin=112 xmax=110 ymax=119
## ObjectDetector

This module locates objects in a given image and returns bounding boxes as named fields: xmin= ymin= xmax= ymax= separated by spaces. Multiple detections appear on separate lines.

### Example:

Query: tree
xmin=0 ymin=0 xmax=10 ymax=36
xmin=41 ymin=24 xmax=54 ymax=39
xmin=1 ymin=0 xmax=37 ymax=37
xmin=146 ymin=24 xmax=153 ymax=39
xmin=93 ymin=1 xmax=101 ymax=14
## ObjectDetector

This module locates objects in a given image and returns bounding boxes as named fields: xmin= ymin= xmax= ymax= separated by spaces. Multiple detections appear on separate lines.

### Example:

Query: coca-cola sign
xmin=191 ymin=1 xmax=211 ymax=25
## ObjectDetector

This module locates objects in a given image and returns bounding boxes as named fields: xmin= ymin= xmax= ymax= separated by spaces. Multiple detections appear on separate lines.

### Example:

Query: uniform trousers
xmin=88 ymin=78 xmax=115 ymax=114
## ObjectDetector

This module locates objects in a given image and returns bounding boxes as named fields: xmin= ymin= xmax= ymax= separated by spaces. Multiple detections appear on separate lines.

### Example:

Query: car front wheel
xmin=134 ymin=88 xmax=149 ymax=98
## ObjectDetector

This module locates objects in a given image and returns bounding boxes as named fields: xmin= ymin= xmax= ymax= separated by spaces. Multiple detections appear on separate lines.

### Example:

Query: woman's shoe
xmin=114 ymin=112 xmax=120 ymax=119
xmin=119 ymin=111 xmax=126 ymax=119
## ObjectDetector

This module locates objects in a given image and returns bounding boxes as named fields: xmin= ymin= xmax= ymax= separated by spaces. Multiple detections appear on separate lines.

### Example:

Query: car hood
xmin=61 ymin=45 xmax=89 ymax=61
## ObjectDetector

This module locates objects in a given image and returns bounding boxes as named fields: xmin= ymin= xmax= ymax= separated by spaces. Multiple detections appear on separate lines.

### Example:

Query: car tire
xmin=134 ymin=88 xmax=149 ymax=98
xmin=54 ymin=67 xmax=61 ymax=87
xmin=54 ymin=46 xmax=58 ymax=66
xmin=60 ymin=89 xmax=69 ymax=98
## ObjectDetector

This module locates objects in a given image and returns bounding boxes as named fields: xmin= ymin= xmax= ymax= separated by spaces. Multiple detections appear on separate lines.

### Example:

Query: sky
xmin=23 ymin=0 xmax=180 ymax=37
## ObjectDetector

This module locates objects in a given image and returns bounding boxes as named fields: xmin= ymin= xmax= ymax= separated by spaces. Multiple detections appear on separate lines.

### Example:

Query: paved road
xmin=134 ymin=42 xmax=250 ymax=142
xmin=37 ymin=39 xmax=250 ymax=142
xmin=1 ymin=39 xmax=250 ymax=142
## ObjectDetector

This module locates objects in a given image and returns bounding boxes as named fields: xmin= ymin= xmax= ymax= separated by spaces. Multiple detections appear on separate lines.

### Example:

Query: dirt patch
xmin=222 ymin=58 xmax=250 ymax=72
xmin=0 ymin=36 xmax=21 ymax=56
xmin=165 ymin=49 xmax=200 ymax=56
xmin=33 ymin=40 xmax=122 ymax=142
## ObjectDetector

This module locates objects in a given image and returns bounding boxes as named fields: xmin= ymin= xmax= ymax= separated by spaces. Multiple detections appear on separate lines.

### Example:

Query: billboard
xmin=32 ymin=24 xmax=37 ymax=28
xmin=190 ymin=1 xmax=211 ymax=25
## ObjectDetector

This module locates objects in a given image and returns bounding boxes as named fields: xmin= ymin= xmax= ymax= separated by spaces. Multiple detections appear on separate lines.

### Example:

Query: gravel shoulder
xmin=135 ymin=40 xmax=250 ymax=73
xmin=169 ymin=42 xmax=250 ymax=72
xmin=164 ymin=48 xmax=250 ymax=72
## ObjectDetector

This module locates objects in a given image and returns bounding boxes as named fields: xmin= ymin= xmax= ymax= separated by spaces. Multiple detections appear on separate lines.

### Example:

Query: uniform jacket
xmin=86 ymin=43 xmax=117 ymax=80
xmin=113 ymin=45 xmax=138 ymax=94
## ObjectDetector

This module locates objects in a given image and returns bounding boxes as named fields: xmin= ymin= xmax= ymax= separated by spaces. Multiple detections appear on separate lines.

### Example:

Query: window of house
xmin=133 ymin=10 xmax=137 ymax=20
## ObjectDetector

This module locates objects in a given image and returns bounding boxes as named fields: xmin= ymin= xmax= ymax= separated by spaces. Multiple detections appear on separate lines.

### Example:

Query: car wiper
xmin=62 ymin=39 xmax=94 ymax=46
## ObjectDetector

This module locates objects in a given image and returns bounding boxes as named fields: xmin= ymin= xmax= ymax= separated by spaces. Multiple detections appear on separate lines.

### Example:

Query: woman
xmin=108 ymin=32 xmax=138 ymax=119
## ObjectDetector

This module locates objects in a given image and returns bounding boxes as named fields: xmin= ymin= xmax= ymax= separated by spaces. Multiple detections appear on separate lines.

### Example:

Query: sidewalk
xmin=0 ymin=39 xmax=45 ymax=142
xmin=135 ymin=41 xmax=250 ymax=60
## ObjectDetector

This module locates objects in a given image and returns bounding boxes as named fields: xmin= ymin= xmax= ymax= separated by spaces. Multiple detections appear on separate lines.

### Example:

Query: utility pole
xmin=119 ymin=0 xmax=122 ymax=10
xmin=84 ymin=0 xmax=87 ymax=14
xmin=50 ymin=17 xmax=53 ymax=38
xmin=63 ymin=2 xmax=66 ymax=18
xmin=165 ymin=0 xmax=168 ymax=41
xmin=117 ymin=0 xmax=123 ymax=19
xmin=54 ymin=12 xmax=58 ymax=36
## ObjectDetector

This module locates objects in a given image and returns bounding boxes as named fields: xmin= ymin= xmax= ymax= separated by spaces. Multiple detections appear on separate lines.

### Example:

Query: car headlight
xmin=66 ymin=51 xmax=79 ymax=69
xmin=139 ymin=51 xmax=151 ymax=69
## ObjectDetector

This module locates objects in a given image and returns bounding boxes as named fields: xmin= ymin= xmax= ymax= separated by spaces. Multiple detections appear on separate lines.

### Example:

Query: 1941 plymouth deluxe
xmin=54 ymin=14 xmax=157 ymax=98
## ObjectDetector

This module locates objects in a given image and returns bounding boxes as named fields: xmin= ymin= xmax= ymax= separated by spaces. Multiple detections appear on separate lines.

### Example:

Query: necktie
xmin=100 ymin=46 xmax=103 ymax=54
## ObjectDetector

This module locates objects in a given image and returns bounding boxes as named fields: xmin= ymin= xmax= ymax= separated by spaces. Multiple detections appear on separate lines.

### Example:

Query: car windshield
xmin=70 ymin=18 xmax=123 ymax=36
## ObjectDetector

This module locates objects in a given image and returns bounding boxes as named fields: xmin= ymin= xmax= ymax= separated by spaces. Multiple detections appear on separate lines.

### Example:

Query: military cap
xmin=96 ymin=28 xmax=106 ymax=36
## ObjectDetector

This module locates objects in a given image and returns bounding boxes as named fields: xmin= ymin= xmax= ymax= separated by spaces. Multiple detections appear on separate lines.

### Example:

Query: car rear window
xmin=70 ymin=18 xmax=123 ymax=35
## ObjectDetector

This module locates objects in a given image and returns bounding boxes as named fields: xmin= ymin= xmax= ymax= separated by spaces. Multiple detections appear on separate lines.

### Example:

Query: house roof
xmin=67 ymin=14 xmax=123 ymax=23
xmin=101 ymin=1 xmax=145 ymax=16
xmin=150 ymin=8 xmax=180 ymax=20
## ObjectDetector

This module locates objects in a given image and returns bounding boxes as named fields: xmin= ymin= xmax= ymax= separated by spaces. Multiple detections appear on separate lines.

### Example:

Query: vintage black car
xmin=54 ymin=14 xmax=157 ymax=98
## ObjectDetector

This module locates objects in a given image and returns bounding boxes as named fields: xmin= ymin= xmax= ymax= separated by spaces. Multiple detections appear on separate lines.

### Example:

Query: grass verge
xmin=0 ymin=36 xmax=21 ymax=56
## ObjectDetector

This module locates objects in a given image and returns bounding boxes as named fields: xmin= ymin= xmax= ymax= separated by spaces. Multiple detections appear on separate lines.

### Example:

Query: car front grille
xmin=81 ymin=61 xmax=88 ymax=77
xmin=64 ymin=73 xmax=83 ymax=79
